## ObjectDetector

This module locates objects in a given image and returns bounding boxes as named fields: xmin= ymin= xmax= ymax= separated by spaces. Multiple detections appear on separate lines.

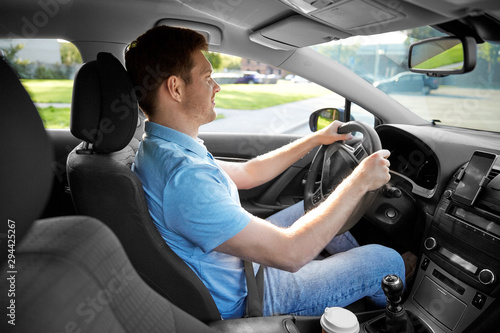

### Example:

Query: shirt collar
xmin=144 ymin=121 xmax=208 ymax=158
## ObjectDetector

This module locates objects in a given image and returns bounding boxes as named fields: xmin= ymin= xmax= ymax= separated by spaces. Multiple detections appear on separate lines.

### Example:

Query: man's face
xmin=182 ymin=50 xmax=221 ymax=126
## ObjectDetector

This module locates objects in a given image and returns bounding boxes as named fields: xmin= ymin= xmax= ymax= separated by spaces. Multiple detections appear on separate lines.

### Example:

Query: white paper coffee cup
xmin=320 ymin=307 xmax=359 ymax=333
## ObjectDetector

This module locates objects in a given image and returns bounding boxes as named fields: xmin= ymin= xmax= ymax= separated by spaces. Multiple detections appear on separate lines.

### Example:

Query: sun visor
xmin=249 ymin=15 xmax=350 ymax=50
xmin=156 ymin=19 xmax=222 ymax=45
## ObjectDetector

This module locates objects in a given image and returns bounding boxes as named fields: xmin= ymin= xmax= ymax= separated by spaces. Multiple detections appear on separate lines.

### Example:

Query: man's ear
xmin=164 ymin=75 xmax=184 ymax=102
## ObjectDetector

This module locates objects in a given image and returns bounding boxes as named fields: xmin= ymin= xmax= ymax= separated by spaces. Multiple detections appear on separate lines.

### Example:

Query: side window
xmin=201 ymin=52 xmax=346 ymax=135
xmin=0 ymin=38 xmax=82 ymax=129
xmin=351 ymin=103 xmax=375 ymax=127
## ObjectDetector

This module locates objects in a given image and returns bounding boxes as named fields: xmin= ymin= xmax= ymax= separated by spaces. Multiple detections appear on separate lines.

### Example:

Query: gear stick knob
xmin=382 ymin=274 xmax=404 ymax=313
xmin=382 ymin=274 xmax=414 ymax=333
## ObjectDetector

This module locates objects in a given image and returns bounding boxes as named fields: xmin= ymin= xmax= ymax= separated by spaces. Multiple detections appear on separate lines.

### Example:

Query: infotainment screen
xmin=452 ymin=151 xmax=497 ymax=206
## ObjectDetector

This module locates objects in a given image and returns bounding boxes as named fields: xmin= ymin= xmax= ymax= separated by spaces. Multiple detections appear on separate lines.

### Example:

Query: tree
xmin=402 ymin=26 xmax=445 ymax=51
xmin=220 ymin=53 xmax=242 ymax=71
xmin=405 ymin=26 xmax=444 ymax=41
xmin=203 ymin=51 xmax=222 ymax=70
xmin=59 ymin=42 xmax=82 ymax=65
xmin=34 ymin=62 xmax=67 ymax=79
xmin=478 ymin=42 xmax=500 ymax=84
xmin=2 ymin=43 xmax=32 ymax=78
xmin=314 ymin=42 xmax=360 ymax=69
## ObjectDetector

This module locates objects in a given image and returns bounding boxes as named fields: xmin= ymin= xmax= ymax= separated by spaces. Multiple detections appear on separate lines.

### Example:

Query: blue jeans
xmin=262 ymin=201 xmax=405 ymax=316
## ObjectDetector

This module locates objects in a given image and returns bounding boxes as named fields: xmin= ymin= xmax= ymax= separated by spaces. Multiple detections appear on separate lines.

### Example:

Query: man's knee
xmin=366 ymin=244 xmax=405 ymax=275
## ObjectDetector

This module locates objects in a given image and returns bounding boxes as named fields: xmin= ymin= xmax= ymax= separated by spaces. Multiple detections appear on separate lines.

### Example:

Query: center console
xmin=398 ymin=153 xmax=499 ymax=333
xmin=213 ymin=152 xmax=500 ymax=333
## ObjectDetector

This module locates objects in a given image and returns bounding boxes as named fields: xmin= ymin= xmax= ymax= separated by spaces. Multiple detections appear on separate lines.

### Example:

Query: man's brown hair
xmin=125 ymin=25 xmax=208 ymax=118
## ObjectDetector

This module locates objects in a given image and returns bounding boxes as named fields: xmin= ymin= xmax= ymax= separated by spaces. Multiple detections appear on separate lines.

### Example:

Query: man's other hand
xmin=352 ymin=149 xmax=391 ymax=192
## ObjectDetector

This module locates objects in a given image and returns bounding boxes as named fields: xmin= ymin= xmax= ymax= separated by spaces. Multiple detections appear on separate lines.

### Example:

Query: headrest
xmin=0 ymin=57 xmax=54 ymax=248
xmin=71 ymin=52 xmax=138 ymax=153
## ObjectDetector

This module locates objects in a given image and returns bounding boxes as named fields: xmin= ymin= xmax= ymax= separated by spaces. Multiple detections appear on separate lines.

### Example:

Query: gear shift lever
xmin=382 ymin=274 xmax=404 ymax=312
xmin=382 ymin=275 xmax=414 ymax=333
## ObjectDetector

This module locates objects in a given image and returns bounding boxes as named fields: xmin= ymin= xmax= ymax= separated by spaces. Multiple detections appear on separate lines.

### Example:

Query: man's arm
xmin=215 ymin=150 xmax=391 ymax=272
xmin=217 ymin=121 xmax=353 ymax=190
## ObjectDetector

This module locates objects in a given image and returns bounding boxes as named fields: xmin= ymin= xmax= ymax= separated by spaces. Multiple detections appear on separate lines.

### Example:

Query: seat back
xmin=0 ymin=55 xmax=217 ymax=333
xmin=0 ymin=56 xmax=53 ymax=240
xmin=5 ymin=216 xmax=218 ymax=333
xmin=66 ymin=52 xmax=221 ymax=322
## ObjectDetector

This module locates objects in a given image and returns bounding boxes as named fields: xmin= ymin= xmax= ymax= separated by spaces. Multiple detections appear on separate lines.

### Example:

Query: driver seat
xmin=0 ymin=55 xmax=216 ymax=333
xmin=66 ymin=52 xmax=221 ymax=322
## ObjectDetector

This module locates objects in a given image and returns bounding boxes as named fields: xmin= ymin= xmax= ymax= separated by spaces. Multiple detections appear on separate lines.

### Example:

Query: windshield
xmin=311 ymin=27 xmax=500 ymax=133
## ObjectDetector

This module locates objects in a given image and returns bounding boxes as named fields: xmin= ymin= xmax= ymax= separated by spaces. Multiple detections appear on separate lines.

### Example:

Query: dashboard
xmin=377 ymin=126 xmax=439 ymax=199
xmin=368 ymin=124 xmax=500 ymax=333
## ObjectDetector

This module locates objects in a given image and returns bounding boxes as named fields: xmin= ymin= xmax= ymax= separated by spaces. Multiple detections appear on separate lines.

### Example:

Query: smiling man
xmin=125 ymin=26 xmax=405 ymax=319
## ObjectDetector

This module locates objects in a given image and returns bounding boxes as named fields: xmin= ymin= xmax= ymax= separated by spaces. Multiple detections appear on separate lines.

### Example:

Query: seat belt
xmin=244 ymin=260 xmax=264 ymax=317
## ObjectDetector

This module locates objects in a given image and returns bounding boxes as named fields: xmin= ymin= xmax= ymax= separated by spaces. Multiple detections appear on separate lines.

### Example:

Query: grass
xmin=21 ymin=79 xmax=330 ymax=128
xmin=22 ymin=79 xmax=73 ymax=103
xmin=215 ymin=82 xmax=331 ymax=109
xmin=37 ymin=106 xmax=71 ymax=129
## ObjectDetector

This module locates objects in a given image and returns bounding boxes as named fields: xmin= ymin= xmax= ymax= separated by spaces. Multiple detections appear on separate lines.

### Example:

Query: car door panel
xmin=45 ymin=129 xmax=314 ymax=219
xmin=200 ymin=132 xmax=317 ymax=218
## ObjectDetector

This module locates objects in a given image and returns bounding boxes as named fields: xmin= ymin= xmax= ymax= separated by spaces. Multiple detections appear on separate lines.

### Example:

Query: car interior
xmin=2 ymin=0 xmax=500 ymax=332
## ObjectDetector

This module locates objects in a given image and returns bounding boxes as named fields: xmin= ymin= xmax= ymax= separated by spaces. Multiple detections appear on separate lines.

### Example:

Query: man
xmin=125 ymin=26 xmax=405 ymax=319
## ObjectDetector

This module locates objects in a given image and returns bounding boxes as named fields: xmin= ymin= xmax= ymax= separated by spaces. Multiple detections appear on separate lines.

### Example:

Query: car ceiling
xmin=1 ymin=0 xmax=500 ymax=49
xmin=2 ymin=0 xmax=499 ymax=126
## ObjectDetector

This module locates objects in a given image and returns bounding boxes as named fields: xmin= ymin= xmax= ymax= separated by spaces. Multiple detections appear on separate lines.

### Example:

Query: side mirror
xmin=309 ymin=107 xmax=353 ymax=132
xmin=408 ymin=36 xmax=476 ymax=76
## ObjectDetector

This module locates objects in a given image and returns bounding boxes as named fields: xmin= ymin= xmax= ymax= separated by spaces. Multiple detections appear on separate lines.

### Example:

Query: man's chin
xmin=210 ymin=108 xmax=218 ymax=121
xmin=202 ymin=109 xmax=217 ymax=125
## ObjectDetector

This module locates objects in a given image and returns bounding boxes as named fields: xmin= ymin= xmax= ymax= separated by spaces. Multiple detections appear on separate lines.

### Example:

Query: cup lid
xmin=320 ymin=307 xmax=359 ymax=333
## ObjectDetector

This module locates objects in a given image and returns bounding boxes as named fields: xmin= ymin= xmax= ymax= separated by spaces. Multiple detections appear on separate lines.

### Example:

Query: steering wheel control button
xmin=385 ymin=209 xmax=397 ymax=219
xmin=354 ymin=144 xmax=365 ymax=161
xmin=313 ymin=192 xmax=322 ymax=204
xmin=472 ymin=292 xmax=487 ymax=310
xmin=424 ymin=237 xmax=437 ymax=251
xmin=478 ymin=269 xmax=495 ymax=285
xmin=383 ymin=184 xmax=402 ymax=198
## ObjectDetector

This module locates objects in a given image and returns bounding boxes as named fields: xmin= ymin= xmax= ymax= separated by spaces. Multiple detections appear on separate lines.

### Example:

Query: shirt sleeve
xmin=162 ymin=163 xmax=253 ymax=253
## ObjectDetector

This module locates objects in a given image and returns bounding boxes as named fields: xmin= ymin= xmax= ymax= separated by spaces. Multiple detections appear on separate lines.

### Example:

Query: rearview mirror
xmin=309 ymin=108 xmax=352 ymax=132
xmin=408 ymin=36 xmax=476 ymax=76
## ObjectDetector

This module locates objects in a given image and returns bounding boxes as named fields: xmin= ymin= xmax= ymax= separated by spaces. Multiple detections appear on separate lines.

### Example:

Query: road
xmin=201 ymin=94 xmax=351 ymax=135
xmin=388 ymin=86 xmax=500 ymax=133
xmin=201 ymin=86 xmax=500 ymax=135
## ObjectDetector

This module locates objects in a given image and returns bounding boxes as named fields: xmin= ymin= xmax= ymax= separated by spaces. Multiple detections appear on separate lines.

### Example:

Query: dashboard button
xmin=424 ymin=237 xmax=437 ymax=251
xmin=385 ymin=209 xmax=397 ymax=219
xmin=478 ymin=269 xmax=495 ymax=285
xmin=472 ymin=292 xmax=487 ymax=309
xmin=421 ymin=257 xmax=430 ymax=271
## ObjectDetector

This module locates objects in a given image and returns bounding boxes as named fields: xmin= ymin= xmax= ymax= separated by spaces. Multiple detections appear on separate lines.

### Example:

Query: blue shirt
xmin=133 ymin=121 xmax=253 ymax=319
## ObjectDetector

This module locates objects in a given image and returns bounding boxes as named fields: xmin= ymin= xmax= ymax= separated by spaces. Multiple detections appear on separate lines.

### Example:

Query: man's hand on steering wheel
xmin=304 ymin=120 xmax=386 ymax=234
xmin=313 ymin=120 xmax=354 ymax=146
xmin=351 ymin=149 xmax=391 ymax=192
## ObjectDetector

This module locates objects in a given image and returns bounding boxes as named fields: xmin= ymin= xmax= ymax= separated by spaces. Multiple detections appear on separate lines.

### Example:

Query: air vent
xmin=488 ymin=168 xmax=500 ymax=181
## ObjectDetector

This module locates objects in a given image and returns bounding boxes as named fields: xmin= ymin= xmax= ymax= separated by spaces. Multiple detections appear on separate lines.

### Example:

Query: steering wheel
xmin=304 ymin=121 xmax=382 ymax=234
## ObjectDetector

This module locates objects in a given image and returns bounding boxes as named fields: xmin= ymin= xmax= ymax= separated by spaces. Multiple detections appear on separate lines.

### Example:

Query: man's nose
xmin=214 ymin=80 xmax=221 ymax=93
